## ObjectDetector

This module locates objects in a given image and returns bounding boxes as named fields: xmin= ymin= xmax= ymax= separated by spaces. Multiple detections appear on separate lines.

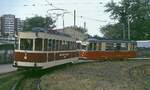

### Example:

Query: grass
xmin=0 ymin=71 xmax=23 ymax=90
xmin=17 ymin=78 xmax=37 ymax=90
xmin=0 ymin=60 xmax=149 ymax=90
xmin=130 ymin=65 xmax=150 ymax=90
xmin=40 ymin=60 xmax=150 ymax=90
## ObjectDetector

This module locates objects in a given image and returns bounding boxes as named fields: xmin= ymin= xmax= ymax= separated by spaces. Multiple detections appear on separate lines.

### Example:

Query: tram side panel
xmin=79 ymin=40 xmax=137 ymax=60
xmin=14 ymin=51 xmax=79 ymax=68
xmin=15 ymin=51 xmax=47 ymax=63
xmin=13 ymin=32 xmax=79 ymax=68
xmin=79 ymin=51 xmax=137 ymax=60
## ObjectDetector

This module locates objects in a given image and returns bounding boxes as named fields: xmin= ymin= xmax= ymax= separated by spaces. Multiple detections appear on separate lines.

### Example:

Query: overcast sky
xmin=0 ymin=0 xmax=120 ymax=36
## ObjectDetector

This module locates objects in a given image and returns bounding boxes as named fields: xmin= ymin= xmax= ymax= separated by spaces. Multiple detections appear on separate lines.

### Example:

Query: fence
xmin=0 ymin=44 xmax=14 ymax=64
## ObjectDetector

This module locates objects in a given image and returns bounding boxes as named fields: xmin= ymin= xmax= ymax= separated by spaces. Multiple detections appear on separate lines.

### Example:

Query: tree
xmin=102 ymin=0 xmax=150 ymax=40
xmin=23 ymin=16 xmax=56 ymax=31
xmin=101 ymin=23 xmax=123 ymax=39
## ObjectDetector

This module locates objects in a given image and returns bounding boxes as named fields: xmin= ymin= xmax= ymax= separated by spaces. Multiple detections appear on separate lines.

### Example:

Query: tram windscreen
xmin=20 ymin=39 xmax=33 ymax=50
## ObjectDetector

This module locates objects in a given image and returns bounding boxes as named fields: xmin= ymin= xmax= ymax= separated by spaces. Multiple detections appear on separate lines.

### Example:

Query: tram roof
xmin=19 ymin=30 xmax=72 ymax=37
xmin=18 ymin=31 xmax=75 ymax=41
xmin=85 ymin=38 xmax=136 ymax=43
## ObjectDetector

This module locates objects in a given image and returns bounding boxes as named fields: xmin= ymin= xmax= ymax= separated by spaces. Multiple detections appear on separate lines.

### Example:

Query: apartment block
xmin=1 ymin=14 xmax=15 ymax=37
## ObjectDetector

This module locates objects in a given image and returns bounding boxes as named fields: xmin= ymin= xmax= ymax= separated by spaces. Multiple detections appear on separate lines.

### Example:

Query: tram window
xmin=62 ymin=41 xmax=66 ymax=50
xmin=133 ymin=43 xmax=137 ymax=50
xmin=57 ymin=40 xmax=60 ymax=51
xmin=116 ymin=43 xmax=121 ymax=50
xmin=59 ymin=40 xmax=62 ymax=51
xmin=65 ymin=41 xmax=67 ymax=50
xmin=52 ymin=40 xmax=55 ymax=51
xmin=93 ymin=43 xmax=96 ymax=51
xmin=72 ymin=42 xmax=74 ymax=50
xmin=48 ymin=39 xmax=52 ymax=51
xmin=77 ymin=43 xmax=81 ymax=50
xmin=74 ymin=42 xmax=77 ymax=50
xmin=81 ymin=45 xmax=86 ymax=50
xmin=120 ymin=43 xmax=127 ymax=50
xmin=106 ymin=43 xmax=114 ymax=51
xmin=131 ymin=43 xmax=136 ymax=51
xmin=15 ymin=43 xmax=18 ymax=49
xmin=67 ymin=41 xmax=69 ymax=50
xmin=69 ymin=42 xmax=72 ymax=50
xmin=67 ymin=41 xmax=70 ymax=50
xmin=20 ymin=39 xmax=33 ymax=50
xmin=73 ymin=42 xmax=76 ymax=50
xmin=88 ymin=43 xmax=92 ymax=51
xmin=96 ymin=43 xmax=101 ymax=51
xmin=131 ymin=44 xmax=133 ymax=50
xmin=61 ymin=41 xmax=65 ymax=50
xmin=59 ymin=40 xmax=61 ymax=51
xmin=68 ymin=41 xmax=71 ymax=50
xmin=69 ymin=41 xmax=72 ymax=50
xmin=73 ymin=42 xmax=75 ymax=50
xmin=55 ymin=40 xmax=59 ymax=51
xmin=35 ymin=38 xmax=42 ymax=51
xmin=44 ymin=39 xmax=48 ymax=51
xmin=98 ymin=43 xmax=101 ymax=51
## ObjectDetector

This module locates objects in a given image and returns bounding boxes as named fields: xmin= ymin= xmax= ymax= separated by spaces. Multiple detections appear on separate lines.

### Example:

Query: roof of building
xmin=85 ymin=38 xmax=136 ymax=43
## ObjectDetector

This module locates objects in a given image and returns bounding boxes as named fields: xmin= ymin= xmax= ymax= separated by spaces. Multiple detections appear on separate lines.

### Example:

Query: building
xmin=15 ymin=18 xmax=24 ymax=35
xmin=0 ymin=14 xmax=24 ymax=39
xmin=55 ymin=27 xmax=89 ymax=41
xmin=1 ymin=14 xmax=15 ymax=37
xmin=137 ymin=40 xmax=150 ymax=48
xmin=0 ymin=17 xmax=1 ymax=36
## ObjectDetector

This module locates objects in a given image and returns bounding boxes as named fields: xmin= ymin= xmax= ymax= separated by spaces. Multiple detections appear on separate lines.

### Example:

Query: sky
xmin=0 ymin=0 xmax=120 ymax=36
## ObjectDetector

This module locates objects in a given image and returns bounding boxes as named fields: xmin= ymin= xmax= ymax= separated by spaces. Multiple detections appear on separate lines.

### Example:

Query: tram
xmin=13 ymin=30 xmax=79 ymax=69
xmin=79 ymin=38 xmax=137 ymax=60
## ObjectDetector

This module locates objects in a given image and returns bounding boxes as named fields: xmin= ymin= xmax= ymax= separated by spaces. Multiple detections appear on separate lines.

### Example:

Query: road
xmin=0 ymin=64 xmax=17 ymax=74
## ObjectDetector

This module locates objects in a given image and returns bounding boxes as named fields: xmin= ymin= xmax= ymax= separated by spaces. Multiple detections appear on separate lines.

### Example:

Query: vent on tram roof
xmin=32 ymin=27 xmax=48 ymax=32
xmin=48 ymin=30 xmax=71 ymax=37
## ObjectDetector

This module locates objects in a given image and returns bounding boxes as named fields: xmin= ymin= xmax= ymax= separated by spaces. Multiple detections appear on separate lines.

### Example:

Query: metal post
xmin=84 ymin=22 xmax=86 ymax=30
xmin=62 ymin=14 xmax=65 ymax=32
xmin=128 ymin=16 xmax=130 ymax=40
xmin=74 ymin=10 xmax=76 ymax=27
xmin=122 ymin=23 xmax=125 ymax=39
xmin=74 ymin=10 xmax=77 ymax=40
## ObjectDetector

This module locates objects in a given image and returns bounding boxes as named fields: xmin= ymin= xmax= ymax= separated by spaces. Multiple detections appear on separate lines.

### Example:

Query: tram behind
xmin=13 ymin=31 xmax=79 ymax=69
xmin=79 ymin=38 xmax=137 ymax=60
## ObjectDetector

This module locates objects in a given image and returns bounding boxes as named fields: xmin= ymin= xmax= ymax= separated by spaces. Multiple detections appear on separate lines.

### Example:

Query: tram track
xmin=128 ymin=64 xmax=150 ymax=89
xmin=9 ymin=63 xmax=73 ymax=90
xmin=2 ymin=60 xmax=149 ymax=90
xmin=35 ymin=79 xmax=41 ymax=90
xmin=11 ymin=75 xmax=26 ymax=90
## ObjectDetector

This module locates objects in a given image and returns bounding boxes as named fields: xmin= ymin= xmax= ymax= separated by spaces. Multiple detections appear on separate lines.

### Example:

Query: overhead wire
xmin=38 ymin=0 xmax=114 ymax=23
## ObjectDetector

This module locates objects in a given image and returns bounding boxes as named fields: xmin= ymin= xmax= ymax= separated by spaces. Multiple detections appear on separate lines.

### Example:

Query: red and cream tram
xmin=79 ymin=38 xmax=137 ymax=60
xmin=13 ymin=30 xmax=79 ymax=69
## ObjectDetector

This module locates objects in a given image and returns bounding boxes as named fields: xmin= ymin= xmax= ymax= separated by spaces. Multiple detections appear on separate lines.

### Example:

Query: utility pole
xmin=122 ymin=23 xmax=126 ymax=40
xmin=84 ymin=22 xmax=86 ymax=30
xmin=74 ymin=10 xmax=76 ymax=27
xmin=62 ymin=14 xmax=64 ymax=31
xmin=73 ymin=10 xmax=77 ymax=40
xmin=128 ymin=16 xmax=130 ymax=40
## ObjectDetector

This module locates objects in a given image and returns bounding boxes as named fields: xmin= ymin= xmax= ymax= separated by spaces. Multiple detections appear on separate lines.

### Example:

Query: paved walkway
xmin=0 ymin=64 xmax=17 ymax=74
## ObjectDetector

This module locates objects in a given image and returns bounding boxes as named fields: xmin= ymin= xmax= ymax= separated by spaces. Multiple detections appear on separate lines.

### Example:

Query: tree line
xmin=23 ymin=16 xmax=87 ymax=34
xmin=101 ymin=0 xmax=150 ymax=40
